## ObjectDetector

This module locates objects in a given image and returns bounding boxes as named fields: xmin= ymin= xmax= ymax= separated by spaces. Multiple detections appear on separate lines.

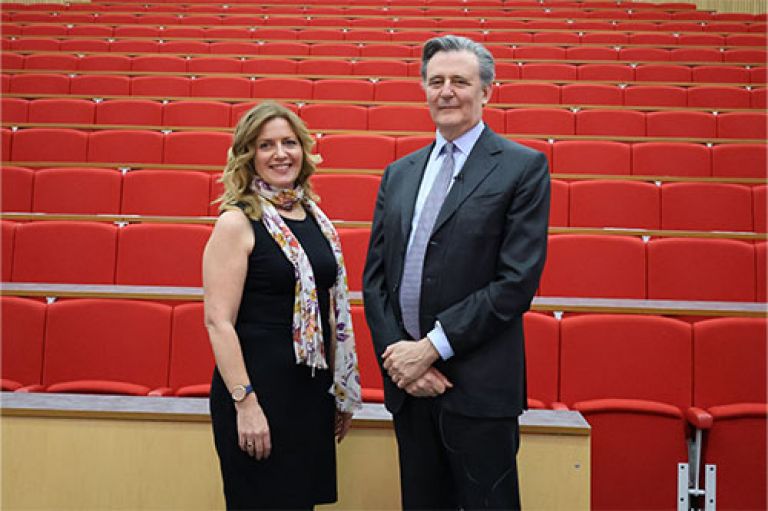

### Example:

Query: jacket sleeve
xmin=362 ymin=164 xmax=406 ymax=358
xmin=437 ymin=150 xmax=550 ymax=358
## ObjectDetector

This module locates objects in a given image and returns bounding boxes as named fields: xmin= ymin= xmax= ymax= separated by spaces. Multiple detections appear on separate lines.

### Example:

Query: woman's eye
xmin=284 ymin=139 xmax=298 ymax=146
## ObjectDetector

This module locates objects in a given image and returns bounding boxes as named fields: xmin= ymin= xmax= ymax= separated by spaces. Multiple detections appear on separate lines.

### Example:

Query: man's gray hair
xmin=420 ymin=35 xmax=496 ymax=87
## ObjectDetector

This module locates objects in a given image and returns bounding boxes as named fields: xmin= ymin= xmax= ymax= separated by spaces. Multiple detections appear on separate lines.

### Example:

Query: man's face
xmin=424 ymin=49 xmax=491 ymax=141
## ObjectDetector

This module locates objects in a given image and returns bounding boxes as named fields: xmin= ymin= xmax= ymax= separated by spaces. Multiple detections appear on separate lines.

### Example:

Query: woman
xmin=203 ymin=101 xmax=362 ymax=510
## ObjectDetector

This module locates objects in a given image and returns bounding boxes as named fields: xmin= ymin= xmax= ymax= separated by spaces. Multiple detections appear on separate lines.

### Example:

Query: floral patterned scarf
xmin=252 ymin=177 xmax=362 ymax=413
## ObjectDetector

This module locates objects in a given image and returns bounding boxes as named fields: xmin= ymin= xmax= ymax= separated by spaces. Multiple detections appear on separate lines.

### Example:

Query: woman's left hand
xmin=335 ymin=410 xmax=353 ymax=443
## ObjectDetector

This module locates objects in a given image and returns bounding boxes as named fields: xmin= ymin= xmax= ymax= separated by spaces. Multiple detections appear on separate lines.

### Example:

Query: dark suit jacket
xmin=363 ymin=126 xmax=550 ymax=418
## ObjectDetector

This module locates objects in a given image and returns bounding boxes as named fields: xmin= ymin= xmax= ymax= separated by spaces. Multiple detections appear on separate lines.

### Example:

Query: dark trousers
xmin=393 ymin=396 xmax=521 ymax=511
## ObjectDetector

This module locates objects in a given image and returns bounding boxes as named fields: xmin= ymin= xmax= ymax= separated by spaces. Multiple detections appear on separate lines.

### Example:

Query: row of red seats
xmin=5 ymin=23 xmax=768 ymax=47
xmin=4 ymin=129 xmax=765 ymax=179
xmin=5 ymin=52 xmax=767 ymax=86
xmin=4 ymin=294 xmax=764 ymax=509
xmin=5 ymin=37 xmax=767 ymax=63
xmin=5 ymin=74 xmax=766 ymax=111
xmin=0 ymin=0 xmax=704 ymax=11
xmin=4 ymin=8 xmax=764 ymax=26
xmin=5 ymin=167 xmax=765 ymax=233
xmin=3 ymin=220 xmax=765 ymax=301
xmin=4 ymin=98 xmax=766 ymax=142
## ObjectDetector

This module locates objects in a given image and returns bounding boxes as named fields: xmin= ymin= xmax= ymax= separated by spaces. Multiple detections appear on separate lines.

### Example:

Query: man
xmin=362 ymin=35 xmax=550 ymax=510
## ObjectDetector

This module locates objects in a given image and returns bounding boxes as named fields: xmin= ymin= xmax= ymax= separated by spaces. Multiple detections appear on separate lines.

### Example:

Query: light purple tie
xmin=400 ymin=142 xmax=456 ymax=339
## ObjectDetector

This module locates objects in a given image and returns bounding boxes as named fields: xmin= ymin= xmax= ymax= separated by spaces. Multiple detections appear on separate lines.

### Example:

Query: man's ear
xmin=481 ymin=84 xmax=492 ymax=105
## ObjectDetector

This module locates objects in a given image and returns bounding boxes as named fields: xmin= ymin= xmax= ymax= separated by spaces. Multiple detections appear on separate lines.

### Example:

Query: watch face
xmin=232 ymin=386 xmax=246 ymax=402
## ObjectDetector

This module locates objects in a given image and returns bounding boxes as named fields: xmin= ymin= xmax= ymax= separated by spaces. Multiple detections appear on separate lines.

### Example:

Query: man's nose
xmin=439 ymin=81 xmax=455 ymax=96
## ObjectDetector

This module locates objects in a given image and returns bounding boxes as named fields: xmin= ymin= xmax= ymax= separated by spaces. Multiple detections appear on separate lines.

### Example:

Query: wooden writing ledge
xmin=0 ymin=391 xmax=590 ymax=435
xmin=2 ymin=283 xmax=765 ymax=317
xmin=1 ymin=213 xmax=766 ymax=241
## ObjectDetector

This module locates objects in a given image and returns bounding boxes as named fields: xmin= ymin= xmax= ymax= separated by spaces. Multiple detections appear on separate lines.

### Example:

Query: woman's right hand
xmin=236 ymin=398 xmax=271 ymax=460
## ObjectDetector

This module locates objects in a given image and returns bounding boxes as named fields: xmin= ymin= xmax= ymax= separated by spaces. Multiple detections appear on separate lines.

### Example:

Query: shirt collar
xmin=435 ymin=121 xmax=486 ymax=157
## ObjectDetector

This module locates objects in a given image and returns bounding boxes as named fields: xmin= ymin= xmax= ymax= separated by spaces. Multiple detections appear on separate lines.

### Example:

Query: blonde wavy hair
xmin=216 ymin=101 xmax=321 ymax=219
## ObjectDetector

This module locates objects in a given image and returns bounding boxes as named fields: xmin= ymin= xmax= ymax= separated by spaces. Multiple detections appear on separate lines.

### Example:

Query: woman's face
xmin=253 ymin=117 xmax=304 ymax=189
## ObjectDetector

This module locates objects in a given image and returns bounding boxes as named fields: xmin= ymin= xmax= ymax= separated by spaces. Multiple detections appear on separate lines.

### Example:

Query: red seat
xmin=566 ymin=47 xmax=620 ymax=62
xmin=1 ymin=166 xmax=33 ymax=212
xmin=716 ymin=112 xmax=767 ymax=140
xmin=164 ymin=131 xmax=231 ymax=166
xmin=350 ymin=304 xmax=383 ymax=403
xmin=251 ymin=78 xmax=313 ymax=100
xmin=514 ymin=46 xmax=566 ymax=60
xmin=723 ymin=49 xmax=768 ymax=63
xmin=634 ymin=64 xmax=692 ymax=83
xmin=309 ymin=43 xmax=359 ymax=57
xmin=131 ymin=76 xmax=191 ymax=98
xmin=359 ymin=44 xmax=414 ymax=58
xmin=661 ymin=182 xmax=754 ymax=232
xmin=539 ymin=235 xmax=646 ymax=298
xmin=23 ymin=53 xmax=78 ymax=71
xmin=11 ymin=38 xmax=60 ymax=52
xmin=619 ymin=48 xmax=671 ymax=62
xmin=1 ymin=220 xmax=15 ymax=281
xmin=691 ymin=318 xmax=767 ymax=511
xmin=497 ymin=83 xmax=561 ymax=105
xmin=548 ymin=179 xmax=568 ymax=228
xmin=122 ymin=170 xmax=211 ymax=217
xmin=552 ymin=141 xmax=630 ymax=175
xmin=88 ymin=130 xmax=164 ymax=165
xmin=300 ymin=104 xmax=368 ymax=131
xmin=313 ymin=79 xmax=374 ymax=101
xmin=110 ymin=40 xmax=160 ymax=53
xmin=168 ymin=303 xmax=214 ymax=396
xmin=43 ymin=299 xmax=172 ymax=395
xmin=569 ymin=180 xmax=660 ymax=229
xmin=523 ymin=312 xmax=559 ymax=409
xmin=368 ymin=105 xmax=434 ymax=132
xmin=131 ymin=55 xmax=187 ymax=73
xmin=754 ymin=186 xmax=767 ymax=233
xmin=11 ymin=128 xmax=88 ymax=162
xmin=670 ymin=48 xmax=723 ymax=63
xmin=11 ymin=221 xmax=117 ymax=284
xmin=26 ymin=98 xmax=95 ymax=124
xmin=506 ymin=108 xmax=574 ymax=136
xmin=691 ymin=65 xmax=750 ymax=84
xmin=337 ymin=228 xmax=370 ymax=292
xmin=624 ymin=85 xmax=687 ymax=107
xmin=560 ymin=314 xmax=692 ymax=511
xmin=576 ymin=63 xmax=632 ymax=81
xmin=575 ymin=110 xmax=645 ymax=137
xmin=632 ymin=142 xmax=711 ymax=178
xmin=158 ymin=41 xmax=210 ymax=55
xmin=1 ymin=128 xmax=10 ymax=160
xmin=374 ymin=80 xmax=425 ymax=102
xmin=396 ymin=136 xmax=435 ymax=159
xmin=1 ymin=297 xmax=46 ymax=390
xmin=78 ymin=55 xmax=132 ymax=72
xmin=259 ymin=42 xmax=310 ymax=56
xmin=310 ymin=174 xmax=380 ymax=222
xmin=645 ymin=111 xmax=717 ymax=139
xmin=353 ymin=60 xmax=408 ymax=77
xmin=296 ymin=58 xmax=353 ymax=76
xmin=9 ymin=73 xmax=69 ymax=94
xmin=712 ymin=144 xmax=767 ymax=179
xmin=687 ymin=86 xmax=752 ymax=109
xmin=116 ymin=224 xmax=212 ymax=287
xmin=70 ymin=75 xmax=130 ymax=96
xmin=317 ymin=135 xmax=396 ymax=170
xmin=162 ymin=101 xmax=231 ymax=128
xmin=241 ymin=58 xmax=297 ymax=74
xmin=33 ymin=167 xmax=122 ymax=214
xmin=190 ymin=76 xmax=251 ymax=99
xmin=95 ymin=99 xmax=163 ymax=126
xmin=560 ymin=84 xmax=623 ymax=106
xmin=757 ymin=242 xmax=766 ymax=302
xmin=519 ymin=63 xmax=577 ymax=81
xmin=647 ymin=238 xmax=756 ymax=301
xmin=187 ymin=57 xmax=242 ymax=74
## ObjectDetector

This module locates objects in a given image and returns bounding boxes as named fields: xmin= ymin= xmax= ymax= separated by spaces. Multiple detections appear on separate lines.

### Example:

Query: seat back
xmin=1 ymin=297 xmax=46 ymax=388
xmin=169 ymin=303 xmax=214 ymax=393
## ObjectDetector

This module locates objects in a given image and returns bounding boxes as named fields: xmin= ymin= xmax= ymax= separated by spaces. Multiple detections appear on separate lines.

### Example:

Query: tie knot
xmin=443 ymin=142 xmax=454 ymax=156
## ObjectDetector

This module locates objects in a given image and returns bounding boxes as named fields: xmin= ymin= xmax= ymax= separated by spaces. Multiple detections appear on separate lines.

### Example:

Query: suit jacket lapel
xmin=432 ymin=128 xmax=501 ymax=235
xmin=399 ymin=143 xmax=434 ymax=241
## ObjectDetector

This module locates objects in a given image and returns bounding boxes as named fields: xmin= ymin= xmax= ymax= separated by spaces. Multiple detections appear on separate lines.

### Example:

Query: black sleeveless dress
xmin=209 ymin=214 xmax=338 ymax=510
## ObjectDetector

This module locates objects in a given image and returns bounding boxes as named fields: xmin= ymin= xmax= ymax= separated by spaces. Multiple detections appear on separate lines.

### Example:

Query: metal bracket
xmin=678 ymin=463 xmax=690 ymax=511
xmin=704 ymin=464 xmax=716 ymax=511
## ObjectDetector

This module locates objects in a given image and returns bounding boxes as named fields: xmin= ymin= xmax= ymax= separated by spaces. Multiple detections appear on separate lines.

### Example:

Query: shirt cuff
xmin=426 ymin=321 xmax=454 ymax=361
